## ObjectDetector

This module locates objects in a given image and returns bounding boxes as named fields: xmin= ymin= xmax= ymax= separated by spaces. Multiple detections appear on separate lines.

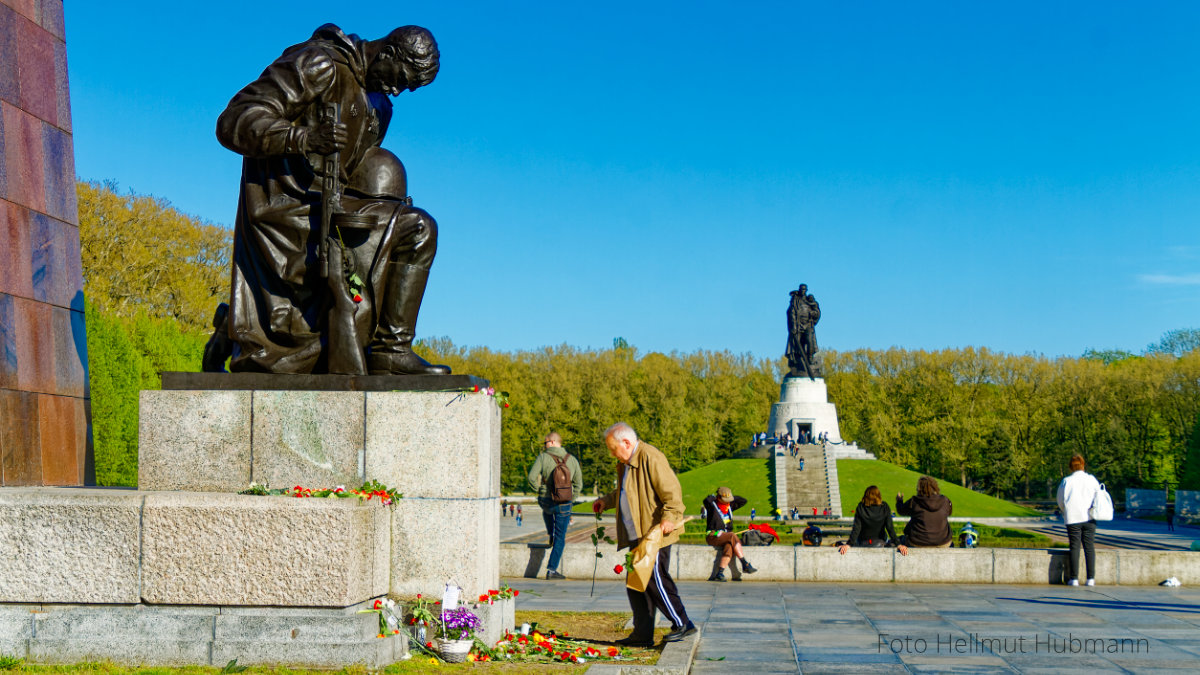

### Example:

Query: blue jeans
xmin=539 ymin=497 xmax=573 ymax=572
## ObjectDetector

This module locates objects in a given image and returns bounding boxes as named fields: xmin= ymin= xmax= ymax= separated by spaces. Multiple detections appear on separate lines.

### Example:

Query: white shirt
xmin=1057 ymin=470 xmax=1102 ymax=525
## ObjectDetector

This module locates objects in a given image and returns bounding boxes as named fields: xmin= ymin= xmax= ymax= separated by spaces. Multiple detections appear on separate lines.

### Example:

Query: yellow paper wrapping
xmin=625 ymin=517 xmax=692 ymax=593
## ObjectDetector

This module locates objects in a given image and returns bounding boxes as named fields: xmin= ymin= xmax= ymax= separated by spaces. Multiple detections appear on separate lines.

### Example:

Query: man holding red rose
xmin=592 ymin=422 xmax=696 ymax=647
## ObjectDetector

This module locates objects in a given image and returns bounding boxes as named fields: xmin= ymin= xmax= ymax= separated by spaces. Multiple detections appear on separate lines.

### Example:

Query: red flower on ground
xmin=373 ymin=599 xmax=382 ymax=610
xmin=473 ymin=385 xmax=480 ymax=392
xmin=607 ymin=647 xmax=619 ymax=657
xmin=614 ymin=564 xmax=624 ymax=574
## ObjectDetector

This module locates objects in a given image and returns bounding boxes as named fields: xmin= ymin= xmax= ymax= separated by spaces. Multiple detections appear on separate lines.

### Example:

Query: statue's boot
xmin=367 ymin=263 xmax=450 ymax=375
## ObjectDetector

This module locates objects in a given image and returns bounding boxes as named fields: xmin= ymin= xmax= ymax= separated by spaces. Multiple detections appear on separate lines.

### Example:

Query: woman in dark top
xmin=838 ymin=486 xmax=908 ymax=555
xmin=702 ymin=486 xmax=757 ymax=581
xmin=896 ymin=475 xmax=953 ymax=547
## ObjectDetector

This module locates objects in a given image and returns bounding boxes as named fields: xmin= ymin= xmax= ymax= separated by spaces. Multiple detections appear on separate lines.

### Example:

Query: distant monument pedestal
xmin=768 ymin=377 xmax=843 ymax=442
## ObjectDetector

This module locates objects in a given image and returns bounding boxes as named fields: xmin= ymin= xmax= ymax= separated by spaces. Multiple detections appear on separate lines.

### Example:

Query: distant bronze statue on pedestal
xmin=204 ymin=24 xmax=449 ymax=375
xmin=785 ymin=283 xmax=821 ymax=379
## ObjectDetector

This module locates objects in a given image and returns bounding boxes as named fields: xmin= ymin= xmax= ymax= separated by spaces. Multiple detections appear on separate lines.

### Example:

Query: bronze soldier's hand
xmin=308 ymin=120 xmax=348 ymax=155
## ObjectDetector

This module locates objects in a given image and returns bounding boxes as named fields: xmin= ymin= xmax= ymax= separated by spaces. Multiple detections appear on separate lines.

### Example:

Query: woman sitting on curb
xmin=896 ymin=476 xmax=953 ymax=547
xmin=702 ymin=487 xmax=757 ymax=581
xmin=838 ymin=485 xmax=908 ymax=556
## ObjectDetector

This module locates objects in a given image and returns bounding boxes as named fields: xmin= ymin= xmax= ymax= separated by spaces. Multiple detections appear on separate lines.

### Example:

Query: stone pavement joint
xmin=510 ymin=577 xmax=1200 ymax=673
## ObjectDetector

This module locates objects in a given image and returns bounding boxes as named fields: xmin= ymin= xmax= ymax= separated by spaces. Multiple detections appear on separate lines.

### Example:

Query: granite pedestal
xmin=139 ymin=376 xmax=503 ymax=599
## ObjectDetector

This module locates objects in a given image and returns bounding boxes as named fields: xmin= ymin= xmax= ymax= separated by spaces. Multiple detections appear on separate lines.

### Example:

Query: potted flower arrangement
xmin=437 ymin=606 xmax=482 ymax=663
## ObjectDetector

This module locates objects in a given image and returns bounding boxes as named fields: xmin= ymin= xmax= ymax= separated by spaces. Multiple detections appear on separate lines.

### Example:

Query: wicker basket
xmin=437 ymin=638 xmax=473 ymax=663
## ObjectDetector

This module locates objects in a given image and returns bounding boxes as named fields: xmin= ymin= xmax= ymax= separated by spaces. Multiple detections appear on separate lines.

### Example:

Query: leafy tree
xmin=78 ymin=181 xmax=231 ymax=333
xmin=1178 ymin=415 xmax=1200 ymax=491
xmin=1146 ymin=328 xmax=1200 ymax=357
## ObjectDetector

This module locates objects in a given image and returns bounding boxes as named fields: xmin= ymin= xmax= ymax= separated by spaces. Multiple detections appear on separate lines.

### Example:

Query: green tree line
xmin=78 ymin=182 xmax=1200 ymax=500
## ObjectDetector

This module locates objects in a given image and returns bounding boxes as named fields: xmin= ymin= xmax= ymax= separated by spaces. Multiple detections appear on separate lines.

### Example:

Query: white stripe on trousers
xmin=651 ymin=553 xmax=684 ymax=627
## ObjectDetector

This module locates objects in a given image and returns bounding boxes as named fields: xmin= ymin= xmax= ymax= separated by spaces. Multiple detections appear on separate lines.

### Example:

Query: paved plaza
xmin=510 ymin=577 xmax=1200 ymax=673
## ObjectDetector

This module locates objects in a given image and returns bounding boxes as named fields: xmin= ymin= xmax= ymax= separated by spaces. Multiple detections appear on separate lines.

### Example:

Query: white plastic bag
xmin=1089 ymin=484 xmax=1114 ymax=521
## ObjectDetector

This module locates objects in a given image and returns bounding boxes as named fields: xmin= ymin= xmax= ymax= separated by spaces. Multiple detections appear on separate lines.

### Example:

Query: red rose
xmin=416 ymin=594 xmax=421 ymax=599
xmin=513 ymin=590 xmax=519 ymax=596
xmin=426 ymin=641 xmax=433 ymax=649
xmin=504 ymin=402 xmax=510 ymax=408
xmin=614 ymin=564 xmax=624 ymax=574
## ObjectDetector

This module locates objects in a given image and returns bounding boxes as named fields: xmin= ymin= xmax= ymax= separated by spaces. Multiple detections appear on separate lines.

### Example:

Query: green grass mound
xmin=838 ymin=459 xmax=1042 ymax=518
xmin=573 ymin=458 xmax=775 ymax=515
xmin=678 ymin=458 xmax=775 ymax=515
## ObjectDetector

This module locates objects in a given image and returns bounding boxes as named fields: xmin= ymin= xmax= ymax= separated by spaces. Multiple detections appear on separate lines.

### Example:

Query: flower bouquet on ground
xmin=437 ymin=606 xmax=482 ymax=663
xmin=476 ymin=627 xmax=633 ymax=664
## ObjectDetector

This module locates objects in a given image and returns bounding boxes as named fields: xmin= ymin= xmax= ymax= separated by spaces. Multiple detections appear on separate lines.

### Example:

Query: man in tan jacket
xmin=593 ymin=422 xmax=696 ymax=646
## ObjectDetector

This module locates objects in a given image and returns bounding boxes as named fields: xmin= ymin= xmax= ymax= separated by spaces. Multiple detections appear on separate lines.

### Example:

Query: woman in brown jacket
xmin=896 ymin=476 xmax=953 ymax=547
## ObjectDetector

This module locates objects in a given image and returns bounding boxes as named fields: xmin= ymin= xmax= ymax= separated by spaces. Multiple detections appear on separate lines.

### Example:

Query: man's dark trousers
xmin=627 ymin=544 xmax=690 ymax=638
xmin=538 ymin=497 xmax=572 ymax=572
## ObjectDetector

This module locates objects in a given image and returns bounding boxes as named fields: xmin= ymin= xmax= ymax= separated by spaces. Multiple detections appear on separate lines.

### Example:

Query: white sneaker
xmin=1085 ymin=579 xmax=1095 ymax=586
xmin=1067 ymin=579 xmax=1079 ymax=586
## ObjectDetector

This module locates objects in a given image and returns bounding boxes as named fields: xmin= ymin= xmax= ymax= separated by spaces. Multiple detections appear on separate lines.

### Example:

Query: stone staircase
xmin=782 ymin=444 xmax=843 ymax=517
xmin=827 ymin=442 xmax=876 ymax=460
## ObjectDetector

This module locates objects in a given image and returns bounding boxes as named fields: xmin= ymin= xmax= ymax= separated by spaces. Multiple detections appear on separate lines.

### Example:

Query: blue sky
xmin=64 ymin=1 xmax=1199 ymax=359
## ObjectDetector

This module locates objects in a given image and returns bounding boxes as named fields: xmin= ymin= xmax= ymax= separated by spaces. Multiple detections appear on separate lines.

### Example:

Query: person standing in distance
xmin=593 ymin=423 xmax=697 ymax=646
xmin=1056 ymin=454 xmax=1102 ymax=586
xmin=527 ymin=432 xmax=582 ymax=580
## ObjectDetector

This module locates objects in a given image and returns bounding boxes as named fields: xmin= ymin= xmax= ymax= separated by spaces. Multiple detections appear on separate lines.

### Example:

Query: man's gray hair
xmin=604 ymin=422 xmax=638 ymax=444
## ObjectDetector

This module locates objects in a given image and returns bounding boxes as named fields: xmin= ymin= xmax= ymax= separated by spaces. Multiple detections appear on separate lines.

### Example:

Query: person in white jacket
xmin=1056 ymin=454 xmax=1102 ymax=586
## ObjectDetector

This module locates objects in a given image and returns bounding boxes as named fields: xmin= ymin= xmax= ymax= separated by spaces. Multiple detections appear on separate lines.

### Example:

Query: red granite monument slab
xmin=30 ymin=211 xmax=69 ymax=308
xmin=37 ymin=391 xmax=77 ymax=485
xmin=39 ymin=0 xmax=64 ymax=41
xmin=2 ymin=103 xmax=46 ymax=213
xmin=41 ymin=125 xmax=74 ymax=222
xmin=14 ymin=295 xmax=52 ymax=393
xmin=0 ymin=292 xmax=15 ymax=389
xmin=53 ymin=40 xmax=70 ymax=132
xmin=0 ymin=388 xmax=41 ymax=485
xmin=15 ymin=10 xmax=56 ymax=124
xmin=51 ymin=305 xmax=85 ymax=397
xmin=5 ymin=0 xmax=33 ymax=21
xmin=0 ymin=4 xmax=17 ymax=109
xmin=0 ymin=202 xmax=33 ymax=298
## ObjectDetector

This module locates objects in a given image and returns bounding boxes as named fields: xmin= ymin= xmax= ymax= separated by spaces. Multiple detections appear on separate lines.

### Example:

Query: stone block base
xmin=500 ymin=542 xmax=1200 ymax=585
xmin=0 ymin=488 xmax=389 ymax=607
xmin=0 ymin=601 xmax=405 ymax=669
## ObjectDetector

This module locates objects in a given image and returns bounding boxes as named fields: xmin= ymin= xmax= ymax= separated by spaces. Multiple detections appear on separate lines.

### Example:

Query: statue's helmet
xmin=347 ymin=147 xmax=407 ymax=199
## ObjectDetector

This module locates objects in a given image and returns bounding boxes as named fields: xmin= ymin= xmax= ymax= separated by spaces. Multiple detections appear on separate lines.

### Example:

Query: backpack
xmin=548 ymin=453 xmax=574 ymax=503
xmin=1089 ymin=483 xmax=1114 ymax=521
xmin=740 ymin=529 xmax=775 ymax=547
